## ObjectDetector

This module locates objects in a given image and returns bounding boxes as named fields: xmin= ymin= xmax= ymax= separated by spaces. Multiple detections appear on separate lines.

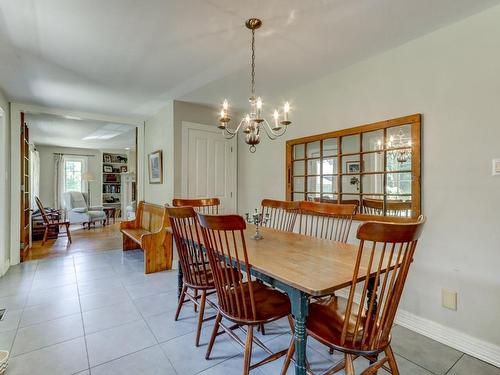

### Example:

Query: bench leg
xmin=142 ymin=232 xmax=173 ymax=274
xmin=123 ymin=235 xmax=138 ymax=251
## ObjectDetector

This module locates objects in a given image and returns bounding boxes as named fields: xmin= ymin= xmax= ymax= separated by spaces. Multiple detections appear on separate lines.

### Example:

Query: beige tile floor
xmin=0 ymin=250 xmax=498 ymax=375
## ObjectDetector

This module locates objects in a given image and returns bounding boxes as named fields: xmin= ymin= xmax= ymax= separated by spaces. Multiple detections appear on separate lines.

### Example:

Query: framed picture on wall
xmin=148 ymin=150 xmax=163 ymax=184
xmin=346 ymin=161 xmax=361 ymax=174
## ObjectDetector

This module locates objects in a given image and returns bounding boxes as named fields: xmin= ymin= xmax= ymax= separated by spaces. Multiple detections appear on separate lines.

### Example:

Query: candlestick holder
xmin=245 ymin=209 xmax=269 ymax=240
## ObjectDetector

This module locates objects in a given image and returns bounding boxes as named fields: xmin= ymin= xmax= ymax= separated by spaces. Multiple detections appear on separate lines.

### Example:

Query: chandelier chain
xmin=251 ymin=28 xmax=255 ymax=96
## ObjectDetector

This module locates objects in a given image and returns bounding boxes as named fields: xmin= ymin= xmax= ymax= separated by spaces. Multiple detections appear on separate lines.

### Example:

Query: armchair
xmin=63 ymin=191 xmax=107 ymax=229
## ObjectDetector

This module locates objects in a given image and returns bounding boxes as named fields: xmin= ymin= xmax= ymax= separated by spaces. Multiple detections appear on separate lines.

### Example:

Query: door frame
xmin=9 ymin=102 xmax=145 ymax=265
xmin=181 ymin=121 xmax=237 ymax=210
xmin=0 ymin=106 xmax=8 ymax=275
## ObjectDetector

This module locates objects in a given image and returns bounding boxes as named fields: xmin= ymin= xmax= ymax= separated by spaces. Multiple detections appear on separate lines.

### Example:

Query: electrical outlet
xmin=493 ymin=159 xmax=500 ymax=176
xmin=442 ymin=289 xmax=457 ymax=311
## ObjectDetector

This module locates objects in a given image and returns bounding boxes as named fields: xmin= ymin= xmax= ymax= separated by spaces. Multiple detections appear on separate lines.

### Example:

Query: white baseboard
xmin=395 ymin=309 xmax=500 ymax=368
xmin=1 ymin=259 xmax=10 ymax=277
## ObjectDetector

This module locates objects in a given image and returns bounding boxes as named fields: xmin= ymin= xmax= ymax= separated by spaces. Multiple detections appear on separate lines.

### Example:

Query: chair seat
xmin=47 ymin=220 xmax=70 ymax=227
xmin=225 ymin=281 xmax=291 ymax=323
xmin=88 ymin=210 xmax=106 ymax=220
xmin=307 ymin=296 xmax=367 ymax=346
xmin=186 ymin=264 xmax=240 ymax=289
xmin=121 ymin=228 xmax=151 ymax=244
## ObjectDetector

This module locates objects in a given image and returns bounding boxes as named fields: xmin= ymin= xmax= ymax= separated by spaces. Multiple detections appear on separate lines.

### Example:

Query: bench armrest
xmin=120 ymin=219 xmax=138 ymax=230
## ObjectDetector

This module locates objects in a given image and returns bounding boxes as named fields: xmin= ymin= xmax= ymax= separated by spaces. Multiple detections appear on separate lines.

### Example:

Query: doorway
xmin=181 ymin=122 xmax=237 ymax=213
xmin=10 ymin=105 xmax=144 ymax=262
xmin=0 ymin=107 xmax=8 ymax=274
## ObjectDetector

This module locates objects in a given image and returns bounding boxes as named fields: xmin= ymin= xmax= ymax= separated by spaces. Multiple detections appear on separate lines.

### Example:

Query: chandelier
xmin=386 ymin=128 xmax=412 ymax=163
xmin=218 ymin=18 xmax=292 ymax=153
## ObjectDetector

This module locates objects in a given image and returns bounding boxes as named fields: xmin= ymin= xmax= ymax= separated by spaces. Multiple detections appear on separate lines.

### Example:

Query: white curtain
xmin=30 ymin=149 xmax=40 ymax=209
xmin=54 ymin=154 xmax=64 ymax=210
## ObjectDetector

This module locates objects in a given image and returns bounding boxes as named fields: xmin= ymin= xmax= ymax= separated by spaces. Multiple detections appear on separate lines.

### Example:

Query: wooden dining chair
xmin=166 ymin=206 xmax=219 ymax=346
xmin=280 ymin=217 xmax=426 ymax=375
xmin=172 ymin=198 xmax=220 ymax=214
xmin=260 ymin=199 xmax=300 ymax=232
xmin=197 ymin=213 xmax=293 ymax=375
xmin=34 ymin=196 xmax=72 ymax=245
xmin=298 ymin=201 xmax=357 ymax=243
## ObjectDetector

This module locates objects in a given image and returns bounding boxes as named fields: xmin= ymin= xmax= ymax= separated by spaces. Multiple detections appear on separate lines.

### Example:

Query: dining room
xmin=0 ymin=1 xmax=499 ymax=375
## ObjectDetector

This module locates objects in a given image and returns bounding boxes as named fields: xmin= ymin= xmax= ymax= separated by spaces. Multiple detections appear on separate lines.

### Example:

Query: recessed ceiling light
xmin=125 ymin=147 xmax=131 ymax=150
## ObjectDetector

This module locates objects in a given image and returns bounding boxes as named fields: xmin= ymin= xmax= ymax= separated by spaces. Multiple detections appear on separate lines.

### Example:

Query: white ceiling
xmin=27 ymin=113 xmax=136 ymax=149
xmin=1 ymin=0 xmax=499 ymax=118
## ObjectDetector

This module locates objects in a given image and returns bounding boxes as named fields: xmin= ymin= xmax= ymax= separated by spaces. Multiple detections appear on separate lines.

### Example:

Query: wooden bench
xmin=120 ymin=201 xmax=173 ymax=273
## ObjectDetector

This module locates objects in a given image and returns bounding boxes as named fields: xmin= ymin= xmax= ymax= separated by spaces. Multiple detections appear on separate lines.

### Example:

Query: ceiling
xmin=27 ymin=113 xmax=136 ymax=149
xmin=1 ymin=0 xmax=499 ymax=118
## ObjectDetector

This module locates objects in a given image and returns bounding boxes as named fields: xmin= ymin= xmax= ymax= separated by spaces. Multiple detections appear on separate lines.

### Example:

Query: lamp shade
xmin=83 ymin=172 xmax=95 ymax=181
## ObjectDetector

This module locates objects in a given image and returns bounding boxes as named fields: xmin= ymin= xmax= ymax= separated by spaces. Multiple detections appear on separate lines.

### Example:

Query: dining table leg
xmin=290 ymin=288 xmax=309 ymax=375
xmin=177 ymin=261 xmax=183 ymax=300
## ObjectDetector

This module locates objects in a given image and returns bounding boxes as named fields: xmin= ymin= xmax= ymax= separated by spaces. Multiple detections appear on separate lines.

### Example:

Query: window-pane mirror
xmin=287 ymin=114 xmax=421 ymax=221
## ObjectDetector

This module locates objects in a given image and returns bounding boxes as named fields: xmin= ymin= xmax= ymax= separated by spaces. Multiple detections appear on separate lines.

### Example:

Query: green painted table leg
xmin=290 ymin=289 xmax=309 ymax=375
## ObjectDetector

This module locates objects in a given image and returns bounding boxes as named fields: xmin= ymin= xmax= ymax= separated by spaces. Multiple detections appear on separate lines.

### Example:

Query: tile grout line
xmin=119 ymin=269 xmax=180 ymax=375
xmin=73 ymin=256 xmax=92 ymax=374
xmin=392 ymin=350 xmax=447 ymax=375
xmin=444 ymin=353 xmax=465 ymax=375
xmin=9 ymin=259 xmax=39 ymax=355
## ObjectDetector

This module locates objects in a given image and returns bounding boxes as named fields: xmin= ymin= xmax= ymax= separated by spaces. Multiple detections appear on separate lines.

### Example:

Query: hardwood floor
xmin=26 ymin=222 xmax=123 ymax=260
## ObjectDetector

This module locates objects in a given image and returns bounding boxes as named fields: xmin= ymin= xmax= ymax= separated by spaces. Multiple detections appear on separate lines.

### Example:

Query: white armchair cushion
xmin=72 ymin=207 xmax=88 ymax=213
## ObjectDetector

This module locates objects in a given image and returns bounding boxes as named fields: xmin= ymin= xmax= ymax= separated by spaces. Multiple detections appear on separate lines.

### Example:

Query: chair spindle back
xmin=35 ymin=196 xmax=52 ymax=225
xmin=298 ymin=201 xmax=356 ymax=243
xmin=260 ymin=199 xmax=300 ymax=232
xmin=197 ymin=213 xmax=257 ymax=322
xmin=172 ymin=198 xmax=220 ymax=214
xmin=341 ymin=218 xmax=425 ymax=352
xmin=166 ymin=206 xmax=212 ymax=288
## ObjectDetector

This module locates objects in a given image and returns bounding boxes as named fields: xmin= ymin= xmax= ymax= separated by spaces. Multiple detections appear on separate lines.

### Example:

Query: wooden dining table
xmin=175 ymin=224 xmax=390 ymax=375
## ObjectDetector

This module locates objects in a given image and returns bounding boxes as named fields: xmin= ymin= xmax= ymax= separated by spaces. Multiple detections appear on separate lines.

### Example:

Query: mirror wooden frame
xmin=285 ymin=114 xmax=421 ymax=222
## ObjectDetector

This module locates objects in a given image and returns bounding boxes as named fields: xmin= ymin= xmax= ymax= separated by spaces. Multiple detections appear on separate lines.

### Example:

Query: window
xmin=64 ymin=158 xmax=85 ymax=192
xmin=286 ymin=114 xmax=421 ymax=221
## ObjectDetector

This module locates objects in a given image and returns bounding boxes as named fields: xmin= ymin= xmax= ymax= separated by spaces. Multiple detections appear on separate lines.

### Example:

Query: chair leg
xmin=42 ymin=227 xmax=48 ymax=245
xmin=195 ymin=290 xmax=207 ymax=347
xmin=175 ymin=285 xmax=187 ymax=321
xmin=205 ymin=312 xmax=222 ymax=360
xmin=243 ymin=325 xmax=254 ymax=375
xmin=280 ymin=335 xmax=295 ymax=375
xmin=384 ymin=345 xmax=400 ymax=375
xmin=194 ymin=289 xmax=198 ymax=313
xmin=345 ymin=354 xmax=355 ymax=375
xmin=66 ymin=224 xmax=72 ymax=243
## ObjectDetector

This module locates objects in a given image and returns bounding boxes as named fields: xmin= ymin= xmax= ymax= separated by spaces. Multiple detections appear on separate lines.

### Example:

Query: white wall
xmin=36 ymin=145 xmax=103 ymax=207
xmin=0 ymin=90 xmax=10 ymax=274
xmin=238 ymin=4 xmax=500 ymax=350
xmin=144 ymin=102 xmax=174 ymax=205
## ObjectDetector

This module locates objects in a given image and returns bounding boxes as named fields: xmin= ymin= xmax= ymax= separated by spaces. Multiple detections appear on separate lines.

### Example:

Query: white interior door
xmin=182 ymin=122 xmax=237 ymax=213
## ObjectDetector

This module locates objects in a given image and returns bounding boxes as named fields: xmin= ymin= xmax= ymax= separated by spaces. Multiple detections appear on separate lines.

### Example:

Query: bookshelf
xmin=102 ymin=152 xmax=129 ymax=218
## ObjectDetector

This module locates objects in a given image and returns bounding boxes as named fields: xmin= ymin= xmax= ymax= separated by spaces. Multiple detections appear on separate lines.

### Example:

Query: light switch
xmin=442 ymin=289 xmax=457 ymax=311
xmin=493 ymin=159 xmax=500 ymax=176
